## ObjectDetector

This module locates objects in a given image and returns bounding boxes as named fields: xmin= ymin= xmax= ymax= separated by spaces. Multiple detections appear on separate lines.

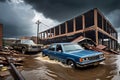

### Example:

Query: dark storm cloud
xmin=0 ymin=2 xmax=35 ymax=38
xmin=107 ymin=9 xmax=120 ymax=28
xmin=0 ymin=0 xmax=12 ymax=2
xmin=23 ymin=0 xmax=120 ymax=21
xmin=0 ymin=0 xmax=120 ymax=38
xmin=23 ymin=0 xmax=120 ymax=33
xmin=0 ymin=0 xmax=6 ymax=2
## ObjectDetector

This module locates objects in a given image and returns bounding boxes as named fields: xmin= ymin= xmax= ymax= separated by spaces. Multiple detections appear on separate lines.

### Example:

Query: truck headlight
xmin=79 ymin=58 xmax=84 ymax=62
xmin=80 ymin=57 xmax=89 ymax=62
xmin=84 ymin=57 xmax=89 ymax=60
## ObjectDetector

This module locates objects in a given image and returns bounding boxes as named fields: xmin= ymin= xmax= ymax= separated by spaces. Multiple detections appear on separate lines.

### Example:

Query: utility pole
xmin=36 ymin=20 xmax=41 ymax=44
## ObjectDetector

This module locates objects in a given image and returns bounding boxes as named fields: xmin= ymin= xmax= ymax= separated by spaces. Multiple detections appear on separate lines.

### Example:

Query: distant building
xmin=31 ymin=36 xmax=37 ymax=44
xmin=20 ymin=36 xmax=37 ymax=44
xmin=39 ymin=8 xmax=118 ymax=51
xmin=19 ymin=36 xmax=31 ymax=40
xmin=0 ymin=23 xmax=3 ymax=47
xmin=3 ymin=38 xmax=17 ymax=46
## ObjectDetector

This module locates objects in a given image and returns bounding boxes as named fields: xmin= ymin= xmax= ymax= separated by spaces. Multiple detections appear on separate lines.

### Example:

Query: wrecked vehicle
xmin=42 ymin=43 xmax=105 ymax=68
xmin=75 ymin=38 xmax=107 ymax=52
xmin=11 ymin=39 xmax=42 ymax=54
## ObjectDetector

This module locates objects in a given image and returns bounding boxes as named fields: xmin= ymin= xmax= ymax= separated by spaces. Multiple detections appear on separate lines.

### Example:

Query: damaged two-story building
xmin=39 ymin=8 xmax=118 ymax=52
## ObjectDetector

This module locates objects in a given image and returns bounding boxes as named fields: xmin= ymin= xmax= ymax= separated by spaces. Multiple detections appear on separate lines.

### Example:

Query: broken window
xmin=84 ymin=10 xmax=94 ymax=28
xmin=56 ymin=44 xmax=63 ymax=52
xmin=97 ymin=12 xmax=102 ymax=29
xmin=47 ymin=30 xmax=50 ymax=37
xmin=55 ymin=26 xmax=59 ymax=36
xmin=75 ymin=16 xmax=83 ymax=31
xmin=44 ymin=31 xmax=47 ymax=39
xmin=61 ymin=23 xmax=66 ymax=34
xmin=103 ymin=19 xmax=107 ymax=32
xmin=51 ymin=28 xmax=54 ymax=37
xmin=85 ymin=30 xmax=96 ymax=42
xmin=106 ymin=23 xmax=110 ymax=34
xmin=67 ymin=19 xmax=73 ymax=33
xmin=43 ymin=32 xmax=45 ymax=38
xmin=49 ymin=44 xmax=56 ymax=51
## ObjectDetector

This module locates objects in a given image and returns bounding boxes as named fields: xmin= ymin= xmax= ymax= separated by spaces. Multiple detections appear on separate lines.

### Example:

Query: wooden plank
xmin=59 ymin=25 xmax=61 ymax=35
xmin=73 ymin=18 xmax=76 ymax=32
xmin=82 ymin=15 xmax=85 ymax=37
xmin=65 ymin=22 xmax=68 ymax=33
xmin=43 ymin=30 xmax=83 ymax=39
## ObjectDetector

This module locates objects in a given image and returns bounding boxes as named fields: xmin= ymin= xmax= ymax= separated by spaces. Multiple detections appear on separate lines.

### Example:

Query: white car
xmin=12 ymin=39 xmax=42 ymax=54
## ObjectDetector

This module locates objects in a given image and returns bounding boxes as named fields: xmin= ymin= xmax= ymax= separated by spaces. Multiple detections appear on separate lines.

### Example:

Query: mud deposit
xmin=6 ymin=53 xmax=120 ymax=80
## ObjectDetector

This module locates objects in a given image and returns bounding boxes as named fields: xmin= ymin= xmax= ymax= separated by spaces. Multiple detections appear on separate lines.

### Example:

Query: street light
xmin=36 ymin=20 xmax=41 ymax=44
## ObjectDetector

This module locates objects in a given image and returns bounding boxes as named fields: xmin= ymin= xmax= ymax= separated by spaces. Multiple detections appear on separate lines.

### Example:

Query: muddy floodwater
xmin=6 ymin=53 xmax=120 ymax=80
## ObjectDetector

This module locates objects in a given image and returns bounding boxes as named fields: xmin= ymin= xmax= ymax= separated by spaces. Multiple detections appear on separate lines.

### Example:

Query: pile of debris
xmin=74 ymin=38 xmax=119 ymax=54
xmin=0 ymin=47 xmax=27 ymax=79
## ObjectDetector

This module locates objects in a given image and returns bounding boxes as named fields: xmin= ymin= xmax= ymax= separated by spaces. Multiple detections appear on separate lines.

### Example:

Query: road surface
xmin=6 ymin=53 xmax=120 ymax=80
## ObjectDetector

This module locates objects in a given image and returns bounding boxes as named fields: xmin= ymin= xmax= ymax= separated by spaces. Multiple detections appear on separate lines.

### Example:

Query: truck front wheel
xmin=67 ymin=60 xmax=76 ymax=68
xmin=42 ymin=52 xmax=46 ymax=57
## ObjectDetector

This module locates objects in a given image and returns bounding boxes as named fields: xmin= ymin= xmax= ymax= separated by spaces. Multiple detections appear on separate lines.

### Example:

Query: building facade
xmin=39 ymin=8 xmax=118 ymax=51
xmin=0 ymin=23 xmax=3 ymax=47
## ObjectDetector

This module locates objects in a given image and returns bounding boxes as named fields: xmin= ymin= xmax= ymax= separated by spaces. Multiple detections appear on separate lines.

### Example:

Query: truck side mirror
xmin=58 ymin=50 xmax=62 ymax=52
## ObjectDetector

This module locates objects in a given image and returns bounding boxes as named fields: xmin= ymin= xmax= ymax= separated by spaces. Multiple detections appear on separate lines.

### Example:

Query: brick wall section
xmin=0 ymin=24 xmax=3 ymax=47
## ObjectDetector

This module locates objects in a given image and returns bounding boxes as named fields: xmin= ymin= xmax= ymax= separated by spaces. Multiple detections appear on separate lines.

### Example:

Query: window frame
xmin=48 ymin=44 xmax=56 ymax=51
xmin=56 ymin=44 xmax=63 ymax=52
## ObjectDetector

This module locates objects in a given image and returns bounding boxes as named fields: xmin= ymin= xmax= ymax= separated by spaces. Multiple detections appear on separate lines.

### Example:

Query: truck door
xmin=55 ymin=44 xmax=65 ymax=62
xmin=13 ymin=40 xmax=21 ymax=49
xmin=47 ymin=44 xmax=56 ymax=59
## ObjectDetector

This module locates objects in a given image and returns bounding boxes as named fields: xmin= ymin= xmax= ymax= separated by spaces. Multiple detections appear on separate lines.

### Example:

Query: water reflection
xmin=6 ymin=53 xmax=120 ymax=80
xmin=5 ymin=54 xmax=120 ymax=80
xmin=112 ymin=54 xmax=120 ymax=80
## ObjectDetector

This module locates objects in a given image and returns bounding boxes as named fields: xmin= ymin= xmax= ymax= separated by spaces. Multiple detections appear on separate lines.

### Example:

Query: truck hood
xmin=28 ymin=44 xmax=41 ymax=46
xmin=67 ymin=50 xmax=102 ymax=57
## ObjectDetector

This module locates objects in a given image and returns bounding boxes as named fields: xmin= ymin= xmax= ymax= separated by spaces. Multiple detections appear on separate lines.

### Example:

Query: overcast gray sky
xmin=0 ymin=0 xmax=120 ymax=42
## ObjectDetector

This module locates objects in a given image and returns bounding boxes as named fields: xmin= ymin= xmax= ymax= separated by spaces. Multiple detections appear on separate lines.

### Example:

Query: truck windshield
xmin=21 ymin=40 xmax=35 ymax=44
xmin=63 ymin=44 xmax=83 ymax=52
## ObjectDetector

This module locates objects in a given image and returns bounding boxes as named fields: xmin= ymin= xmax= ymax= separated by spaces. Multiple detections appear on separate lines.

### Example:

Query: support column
xmin=46 ymin=31 xmax=48 ymax=39
xmin=108 ymin=38 xmax=110 ymax=50
xmin=65 ymin=22 xmax=68 ymax=33
xmin=54 ymin=28 xmax=55 ymax=37
xmin=73 ymin=18 xmax=76 ymax=32
xmin=50 ymin=29 xmax=51 ymax=37
xmin=102 ymin=17 xmax=104 ymax=30
xmin=110 ymin=38 xmax=112 ymax=49
xmin=96 ymin=30 xmax=99 ymax=45
xmin=94 ymin=9 xmax=98 ymax=45
xmin=43 ymin=32 xmax=45 ymax=39
xmin=82 ymin=15 xmax=85 ymax=37
xmin=59 ymin=25 xmax=61 ymax=35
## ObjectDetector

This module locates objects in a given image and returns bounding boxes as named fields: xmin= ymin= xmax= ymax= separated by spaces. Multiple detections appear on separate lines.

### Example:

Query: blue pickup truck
xmin=42 ymin=43 xmax=105 ymax=68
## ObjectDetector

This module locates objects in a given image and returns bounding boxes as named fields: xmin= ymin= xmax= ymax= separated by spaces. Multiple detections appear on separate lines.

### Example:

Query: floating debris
xmin=0 ymin=48 xmax=26 ymax=78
